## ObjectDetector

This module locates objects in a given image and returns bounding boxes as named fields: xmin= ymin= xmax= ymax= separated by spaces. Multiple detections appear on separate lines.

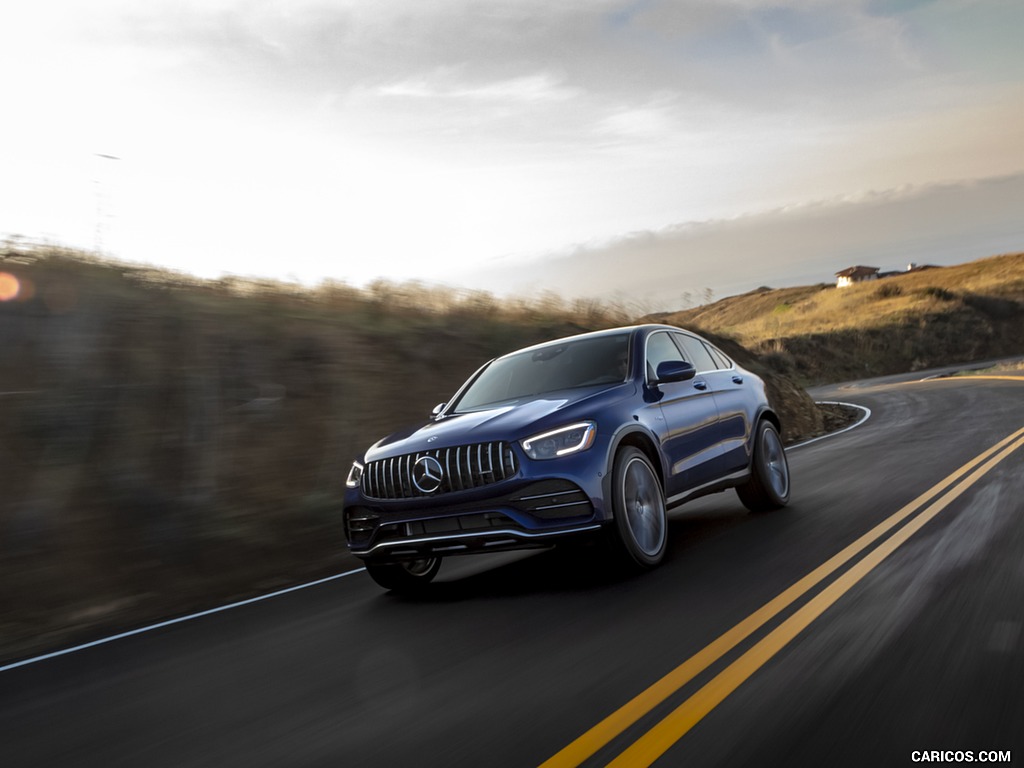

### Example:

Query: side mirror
xmin=654 ymin=360 xmax=696 ymax=384
xmin=431 ymin=402 xmax=447 ymax=418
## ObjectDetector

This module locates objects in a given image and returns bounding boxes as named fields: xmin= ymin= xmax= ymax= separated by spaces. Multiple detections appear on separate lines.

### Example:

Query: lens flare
xmin=0 ymin=272 xmax=21 ymax=301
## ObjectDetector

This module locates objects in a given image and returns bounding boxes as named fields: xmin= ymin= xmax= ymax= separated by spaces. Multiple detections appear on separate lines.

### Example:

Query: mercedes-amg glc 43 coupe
xmin=344 ymin=324 xmax=789 ymax=591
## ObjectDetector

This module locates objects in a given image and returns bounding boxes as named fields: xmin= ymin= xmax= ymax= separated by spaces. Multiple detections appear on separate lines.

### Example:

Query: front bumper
xmin=344 ymin=450 xmax=611 ymax=562
xmin=347 ymin=515 xmax=602 ymax=561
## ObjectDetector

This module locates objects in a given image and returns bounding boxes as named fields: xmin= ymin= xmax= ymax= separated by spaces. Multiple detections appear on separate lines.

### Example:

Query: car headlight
xmin=346 ymin=461 xmax=364 ymax=488
xmin=521 ymin=422 xmax=596 ymax=460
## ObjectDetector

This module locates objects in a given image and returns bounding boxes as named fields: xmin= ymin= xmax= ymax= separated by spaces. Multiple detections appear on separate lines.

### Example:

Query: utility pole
xmin=94 ymin=153 xmax=120 ymax=254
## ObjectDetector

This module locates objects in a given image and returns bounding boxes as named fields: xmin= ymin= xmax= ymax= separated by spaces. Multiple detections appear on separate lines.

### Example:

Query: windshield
xmin=452 ymin=332 xmax=631 ymax=413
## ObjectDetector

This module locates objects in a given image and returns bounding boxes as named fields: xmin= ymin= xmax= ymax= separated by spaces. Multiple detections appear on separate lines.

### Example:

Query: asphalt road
xmin=2 ymin=372 xmax=1023 ymax=768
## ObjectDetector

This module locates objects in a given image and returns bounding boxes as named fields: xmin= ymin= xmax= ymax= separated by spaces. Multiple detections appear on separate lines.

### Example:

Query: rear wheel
xmin=608 ymin=447 xmax=667 ymax=569
xmin=737 ymin=419 xmax=790 ymax=512
xmin=365 ymin=557 xmax=441 ymax=592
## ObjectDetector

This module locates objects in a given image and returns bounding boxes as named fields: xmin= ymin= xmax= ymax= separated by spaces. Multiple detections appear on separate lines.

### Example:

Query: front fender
xmin=598 ymin=423 xmax=665 ymax=522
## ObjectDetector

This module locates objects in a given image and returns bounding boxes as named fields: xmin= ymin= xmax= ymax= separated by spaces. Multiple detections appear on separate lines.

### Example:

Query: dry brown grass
xmin=656 ymin=252 xmax=1024 ymax=384
xmin=956 ymin=359 xmax=1024 ymax=376
xmin=670 ymin=252 xmax=1024 ymax=342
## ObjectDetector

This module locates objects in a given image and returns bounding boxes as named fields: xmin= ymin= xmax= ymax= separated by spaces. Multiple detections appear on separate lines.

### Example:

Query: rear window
xmin=704 ymin=343 xmax=732 ymax=370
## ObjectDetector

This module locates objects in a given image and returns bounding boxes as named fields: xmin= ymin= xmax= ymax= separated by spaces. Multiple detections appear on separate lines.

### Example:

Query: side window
xmin=674 ymin=334 xmax=718 ymax=372
xmin=645 ymin=332 xmax=685 ymax=381
xmin=704 ymin=342 xmax=732 ymax=370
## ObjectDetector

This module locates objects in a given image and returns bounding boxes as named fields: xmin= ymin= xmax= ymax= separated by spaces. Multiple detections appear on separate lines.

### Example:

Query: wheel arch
xmin=607 ymin=426 xmax=664 ymax=485
xmin=756 ymin=406 xmax=782 ymax=436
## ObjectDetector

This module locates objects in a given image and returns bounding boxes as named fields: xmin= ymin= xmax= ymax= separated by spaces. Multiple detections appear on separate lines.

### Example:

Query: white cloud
xmin=1 ymin=0 xmax=1022 ymax=294
xmin=465 ymin=174 xmax=1024 ymax=306
xmin=379 ymin=72 xmax=580 ymax=103
xmin=595 ymin=102 xmax=676 ymax=140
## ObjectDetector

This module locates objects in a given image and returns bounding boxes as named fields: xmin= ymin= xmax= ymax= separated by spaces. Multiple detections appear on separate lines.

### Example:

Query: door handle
xmin=693 ymin=380 xmax=708 ymax=391
xmin=732 ymin=375 xmax=744 ymax=384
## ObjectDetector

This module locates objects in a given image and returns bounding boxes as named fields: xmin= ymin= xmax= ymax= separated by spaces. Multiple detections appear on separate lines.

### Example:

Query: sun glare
xmin=0 ymin=272 xmax=21 ymax=301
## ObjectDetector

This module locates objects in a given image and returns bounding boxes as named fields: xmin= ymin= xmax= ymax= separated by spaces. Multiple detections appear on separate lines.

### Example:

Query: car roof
xmin=494 ymin=324 xmax=685 ymax=361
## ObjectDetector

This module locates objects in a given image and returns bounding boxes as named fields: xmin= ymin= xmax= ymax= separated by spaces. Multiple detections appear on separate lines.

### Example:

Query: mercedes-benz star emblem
xmin=412 ymin=455 xmax=444 ymax=494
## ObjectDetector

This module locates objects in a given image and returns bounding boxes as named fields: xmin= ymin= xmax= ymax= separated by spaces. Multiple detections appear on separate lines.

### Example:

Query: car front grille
xmin=362 ymin=441 xmax=518 ymax=499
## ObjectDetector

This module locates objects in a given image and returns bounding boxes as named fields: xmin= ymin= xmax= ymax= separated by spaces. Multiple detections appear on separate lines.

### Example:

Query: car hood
xmin=364 ymin=383 xmax=633 ymax=461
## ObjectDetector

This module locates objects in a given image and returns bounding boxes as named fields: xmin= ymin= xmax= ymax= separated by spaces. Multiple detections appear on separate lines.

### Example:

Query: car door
xmin=674 ymin=333 xmax=751 ymax=475
xmin=644 ymin=330 xmax=722 ymax=498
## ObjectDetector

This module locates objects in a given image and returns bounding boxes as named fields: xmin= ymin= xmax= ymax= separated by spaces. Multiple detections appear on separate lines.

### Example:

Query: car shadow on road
xmin=374 ymin=497 xmax=760 ymax=603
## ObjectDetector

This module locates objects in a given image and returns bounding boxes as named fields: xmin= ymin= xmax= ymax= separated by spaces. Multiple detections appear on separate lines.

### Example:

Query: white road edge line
xmin=0 ymin=567 xmax=367 ymax=674
xmin=787 ymin=401 xmax=872 ymax=451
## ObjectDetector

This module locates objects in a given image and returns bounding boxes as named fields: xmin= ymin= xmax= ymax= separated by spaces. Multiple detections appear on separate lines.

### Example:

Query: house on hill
xmin=878 ymin=262 xmax=940 ymax=278
xmin=835 ymin=266 xmax=879 ymax=288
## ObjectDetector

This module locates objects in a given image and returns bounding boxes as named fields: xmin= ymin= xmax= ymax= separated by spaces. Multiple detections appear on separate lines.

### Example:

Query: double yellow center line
xmin=543 ymin=423 xmax=1024 ymax=767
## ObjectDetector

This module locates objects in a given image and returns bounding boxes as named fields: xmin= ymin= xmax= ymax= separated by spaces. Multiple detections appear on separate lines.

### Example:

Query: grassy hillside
xmin=652 ymin=252 xmax=1024 ymax=384
xmin=0 ymin=246 xmax=826 ymax=663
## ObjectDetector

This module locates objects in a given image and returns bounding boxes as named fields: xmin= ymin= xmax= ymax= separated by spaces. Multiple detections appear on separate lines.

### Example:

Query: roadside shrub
xmin=961 ymin=293 xmax=1021 ymax=318
xmin=920 ymin=286 xmax=956 ymax=301
xmin=760 ymin=350 xmax=796 ymax=374
xmin=874 ymin=282 xmax=902 ymax=299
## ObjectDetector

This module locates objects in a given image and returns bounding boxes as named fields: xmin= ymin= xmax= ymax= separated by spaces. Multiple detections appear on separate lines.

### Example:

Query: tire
xmin=737 ymin=419 xmax=790 ymax=512
xmin=365 ymin=557 xmax=441 ymax=592
xmin=607 ymin=447 xmax=668 ymax=569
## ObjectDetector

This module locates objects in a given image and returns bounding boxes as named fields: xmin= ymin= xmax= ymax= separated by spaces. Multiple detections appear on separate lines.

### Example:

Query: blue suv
xmin=343 ymin=324 xmax=789 ymax=591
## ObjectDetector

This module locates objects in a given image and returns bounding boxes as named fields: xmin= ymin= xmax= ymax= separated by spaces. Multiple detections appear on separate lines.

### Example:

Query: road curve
xmin=1 ymin=373 xmax=1022 ymax=768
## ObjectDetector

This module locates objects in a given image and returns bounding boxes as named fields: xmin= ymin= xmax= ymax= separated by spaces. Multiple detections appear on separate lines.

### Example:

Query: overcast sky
xmin=2 ymin=0 xmax=1022 ymax=301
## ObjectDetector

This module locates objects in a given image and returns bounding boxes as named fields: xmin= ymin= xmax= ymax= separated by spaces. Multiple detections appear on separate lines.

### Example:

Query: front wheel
xmin=607 ymin=447 xmax=668 ymax=569
xmin=365 ymin=557 xmax=441 ymax=593
xmin=737 ymin=419 xmax=790 ymax=512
